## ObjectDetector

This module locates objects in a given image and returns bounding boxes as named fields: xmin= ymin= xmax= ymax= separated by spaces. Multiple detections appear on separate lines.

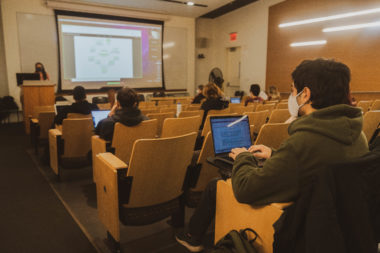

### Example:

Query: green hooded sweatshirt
xmin=231 ymin=104 xmax=369 ymax=206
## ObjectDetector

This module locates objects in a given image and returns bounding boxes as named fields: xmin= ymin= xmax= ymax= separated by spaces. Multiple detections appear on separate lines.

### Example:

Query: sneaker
xmin=175 ymin=230 xmax=204 ymax=252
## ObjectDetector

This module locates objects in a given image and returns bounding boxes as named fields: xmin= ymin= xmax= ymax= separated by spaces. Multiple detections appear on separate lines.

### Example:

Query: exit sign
xmin=230 ymin=32 xmax=237 ymax=41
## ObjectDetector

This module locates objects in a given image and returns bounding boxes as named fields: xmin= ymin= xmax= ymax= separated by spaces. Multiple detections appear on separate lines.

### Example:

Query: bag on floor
xmin=212 ymin=228 xmax=259 ymax=253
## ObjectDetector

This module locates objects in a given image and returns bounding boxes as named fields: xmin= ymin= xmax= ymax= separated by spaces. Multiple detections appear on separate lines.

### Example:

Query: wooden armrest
xmin=96 ymin=152 xmax=127 ymax=243
xmin=31 ymin=118 xmax=39 ymax=124
xmin=55 ymin=124 xmax=62 ymax=132
xmin=49 ymin=129 xmax=62 ymax=175
xmin=92 ymin=135 xmax=108 ymax=182
xmin=215 ymin=179 xmax=291 ymax=253
xmin=50 ymin=128 xmax=62 ymax=136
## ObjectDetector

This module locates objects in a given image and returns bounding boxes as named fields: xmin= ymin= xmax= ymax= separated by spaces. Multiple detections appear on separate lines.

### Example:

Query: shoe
xmin=175 ymin=230 xmax=204 ymax=252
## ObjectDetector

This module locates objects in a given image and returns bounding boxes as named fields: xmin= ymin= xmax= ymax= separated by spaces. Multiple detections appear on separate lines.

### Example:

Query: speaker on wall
xmin=196 ymin=37 xmax=209 ymax=48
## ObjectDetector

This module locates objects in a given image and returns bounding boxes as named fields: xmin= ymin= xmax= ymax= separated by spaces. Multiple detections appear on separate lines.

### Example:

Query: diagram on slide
xmin=73 ymin=36 xmax=134 ymax=81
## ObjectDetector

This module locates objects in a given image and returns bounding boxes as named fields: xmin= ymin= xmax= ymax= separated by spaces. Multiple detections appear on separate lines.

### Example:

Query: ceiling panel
xmin=63 ymin=0 xmax=234 ymax=18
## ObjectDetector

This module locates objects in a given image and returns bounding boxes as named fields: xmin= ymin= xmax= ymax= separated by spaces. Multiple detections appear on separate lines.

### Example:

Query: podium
xmin=22 ymin=81 xmax=55 ymax=134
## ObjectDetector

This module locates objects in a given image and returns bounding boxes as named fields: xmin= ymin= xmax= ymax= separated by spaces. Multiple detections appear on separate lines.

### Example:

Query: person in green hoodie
xmin=175 ymin=58 xmax=369 ymax=252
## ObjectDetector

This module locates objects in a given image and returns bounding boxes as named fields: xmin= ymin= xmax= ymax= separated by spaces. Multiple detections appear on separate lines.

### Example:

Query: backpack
xmin=212 ymin=228 xmax=259 ymax=253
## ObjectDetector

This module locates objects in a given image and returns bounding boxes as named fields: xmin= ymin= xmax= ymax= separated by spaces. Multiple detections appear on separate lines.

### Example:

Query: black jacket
xmin=192 ymin=93 xmax=205 ymax=104
xmin=54 ymin=100 xmax=98 ymax=125
xmin=95 ymin=107 xmax=148 ymax=141
xmin=200 ymin=97 xmax=229 ymax=129
xmin=273 ymin=147 xmax=380 ymax=253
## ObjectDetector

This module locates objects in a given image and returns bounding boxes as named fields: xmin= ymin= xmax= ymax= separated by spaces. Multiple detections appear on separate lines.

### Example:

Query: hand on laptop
xmin=248 ymin=145 xmax=272 ymax=159
xmin=229 ymin=147 xmax=249 ymax=160
xmin=109 ymin=103 xmax=119 ymax=117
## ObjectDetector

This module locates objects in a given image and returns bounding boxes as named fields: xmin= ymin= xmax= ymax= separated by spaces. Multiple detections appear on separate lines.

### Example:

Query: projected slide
xmin=73 ymin=36 xmax=133 ymax=81
xmin=56 ymin=12 xmax=163 ymax=91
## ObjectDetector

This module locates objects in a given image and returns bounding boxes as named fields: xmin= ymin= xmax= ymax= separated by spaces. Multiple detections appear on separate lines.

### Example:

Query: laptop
xmin=210 ymin=115 xmax=252 ymax=165
xmin=54 ymin=103 xmax=70 ymax=115
xmin=91 ymin=110 xmax=110 ymax=128
xmin=230 ymin=97 xmax=241 ymax=104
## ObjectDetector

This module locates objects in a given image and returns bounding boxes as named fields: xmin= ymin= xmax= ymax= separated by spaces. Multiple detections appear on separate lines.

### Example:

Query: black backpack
xmin=212 ymin=228 xmax=259 ymax=253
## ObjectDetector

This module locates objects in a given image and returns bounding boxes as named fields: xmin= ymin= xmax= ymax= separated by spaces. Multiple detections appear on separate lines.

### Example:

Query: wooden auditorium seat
xmin=92 ymin=119 xmax=158 ymax=182
xmin=255 ymin=104 xmax=276 ymax=114
xmin=97 ymin=103 xmax=111 ymax=110
xmin=139 ymin=101 xmax=156 ymax=107
xmin=187 ymin=104 xmax=202 ymax=111
xmin=230 ymin=105 xmax=256 ymax=114
xmin=201 ymin=113 xmax=237 ymax=137
xmin=157 ymin=100 xmax=174 ymax=106
xmin=95 ymin=132 xmax=197 ymax=252
xmin=268 ymin=109 xmax=291 ymax=123
xmin=146 ymin=112 xmax=175 ymax=136
xmin=243 ymin=110 xmax=270 ymax=136
xmin=30 ymin=110 xmax=55 ymax=154
xmin=178 ymin=110 xmax=204 ymax=119
xmin=370 ymin=100 xmax=380 ymax=111
xmin=140 ymin=107 xmax=160 ymax=115
xmin=357 ymin=100 xmax=373 ymax=113
xmin=67 ymin=113 xmax=91 ymax=119
xmin=362 ymin=110 xmax=380 ymax=141
xmin=275 ymin=102 xmax=288 ymax=110
xmin=254 ymin=123 xmax=290 ymax=149
xmin=215 ymin=180 xmax=290 ymax=253
xmin=160 ymin=107 xmax=177 ymax=114
xmin=49 ymin=118 xmax=94 ymax=179
xmin=161 ymin=116 xmax=201 ymax=138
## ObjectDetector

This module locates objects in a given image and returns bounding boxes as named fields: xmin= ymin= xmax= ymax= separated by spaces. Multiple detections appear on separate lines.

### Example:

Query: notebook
xmin=91 ymin=110 xmax=110 ymax=127
xmin=230 ymin=97 xmax=241 ymax=104
xmin=210 ymin=115 xmax=252 ymax=165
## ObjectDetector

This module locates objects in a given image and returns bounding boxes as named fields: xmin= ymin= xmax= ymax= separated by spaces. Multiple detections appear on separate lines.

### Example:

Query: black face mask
xmin=36 ymin=67 xmax=42 ymax=72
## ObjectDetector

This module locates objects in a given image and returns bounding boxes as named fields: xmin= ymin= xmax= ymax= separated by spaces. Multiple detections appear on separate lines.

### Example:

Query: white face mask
xmin=288 ymin=89 xmax=305 ymax=117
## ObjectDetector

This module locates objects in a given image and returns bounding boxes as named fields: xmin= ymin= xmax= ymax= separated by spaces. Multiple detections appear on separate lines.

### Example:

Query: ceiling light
xmin=290 ymin=40 xmax=327 ymax=47
xmin=187 ymin=2 xmax=194 ymax=6
xmin=279 ymin=7 xmax=380 ymax=28
xmin=323 ymin=21 xmax=380 ymax=32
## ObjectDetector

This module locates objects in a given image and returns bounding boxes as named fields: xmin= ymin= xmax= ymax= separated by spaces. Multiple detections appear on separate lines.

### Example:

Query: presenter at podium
xmin=34 ymin=62 xmax=50 ymax=81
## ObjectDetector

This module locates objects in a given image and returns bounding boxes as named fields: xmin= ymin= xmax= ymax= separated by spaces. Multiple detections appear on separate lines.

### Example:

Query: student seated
xmin=192 ymin=84 xmax=206 ymax=104
xmin=267 ymin=85 xmax=281 ymax=101
xmin=244 ymin=84 xmax=264 ymax=106
xmin=200 ymin=83 xmax=229 ymax=129
xmin=54 ymin=86 xmax=98 ymax=125
xmin=175 ymin=58 xmax=369 ymax=252
xmin=95 ymin=87 xmax=148 ymax=141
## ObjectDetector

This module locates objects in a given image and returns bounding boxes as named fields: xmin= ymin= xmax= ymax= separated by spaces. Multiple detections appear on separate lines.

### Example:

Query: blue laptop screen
xmin=210 ymin=116 xmax=252 ymax=155
xmin=230 ymin=97 xmax=241 ymax=104
xmin=91 ymin=110 xmax=110 ymax=127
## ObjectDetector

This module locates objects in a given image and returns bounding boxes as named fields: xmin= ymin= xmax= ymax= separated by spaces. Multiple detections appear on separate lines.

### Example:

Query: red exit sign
xmin=230 ymin=32 xmax=237 ymax=41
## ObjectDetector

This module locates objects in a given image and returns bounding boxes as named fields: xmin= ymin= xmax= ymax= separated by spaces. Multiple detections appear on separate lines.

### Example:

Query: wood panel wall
xmin=266 ymin=0 xmax=380 ymax=99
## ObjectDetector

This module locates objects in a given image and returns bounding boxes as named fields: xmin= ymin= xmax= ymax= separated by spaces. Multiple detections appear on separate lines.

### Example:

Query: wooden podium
xmin=22 ymin=81 xmax=55 ymax=134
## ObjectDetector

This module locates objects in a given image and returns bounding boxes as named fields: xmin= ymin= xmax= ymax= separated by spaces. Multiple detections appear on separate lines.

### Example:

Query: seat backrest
xmin=139 ymin=101 xmax=156 ymax=107
xmin=268 ymin=109 xmax=291 ymax=123
xmin=62 ymin=118 xmax=94 ymax=158
xmin=157 ymin=100 xmax=174 ymax=106
xmin=357 ymin=100 xmax=373 ymax=113
xmin=176 ymin=98 xmax=191 ymax=104
xmin=161 ymin=116 xmax=201 ymax=138
xmin=208 ymin=108 xmax=230 ymax=115
xmin=38 ymin=111 xmax=55 ymax=139
xmin=254 ymin=123 xmax=290 ymax=149
xmin=146 ymin=112 xmax=175 ymax=136
xmin=67 ymin=113 xmax=91 ymax=119
xmin=32 ymin=105 xmax=54 ymax=118
xmin=201 ymin=113 xmax=238 ymax=137
xmin=160 ymin=107 xmax=177 ymax=114
xmin=230 ymin=105 xmax=255 ymax=114
xmin=111 ymin=119 xmax=158 ymax=163
xmin=178 ymin=110 xmax=203 ymax=119
xmin=187 ymin=104 xmax=201 ymax=111
xmin=126 ymin=132 xmax=197 ymax=207
xmin=244 ymin=110 xmax=270 ymax=134
xmin=370 ymin=100 xmax=380 ymax=111
xmin=276 ymin=102 xmax=288 ymax=109
xmin=362 ymin=111 xmax=380 ymax=141
xmin=97 ymin=103 xmax=111 ymax=110
xmin=141 ymin=108 xmax=160 ymax=115
xmin=256 ymin=103 xmax=276 ymax=114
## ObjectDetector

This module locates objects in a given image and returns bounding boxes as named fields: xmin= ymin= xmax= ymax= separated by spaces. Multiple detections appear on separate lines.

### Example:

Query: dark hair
xmin=291 ymin=58 xmax=351 ymax=109
xmin=35 ymin=62 xmax=47 ymax=80
xmin=117 ymin=87 xmax=138 ymax=108
xmin=250 ymin=84 xmax=260 ymax=96
xmin=73 ymin=86 xmax=86 ymax=101
xmin=203 ymin=83 xmax=220 ymax=99
xmin=214 ymin=77 xmax=224 ymax=88
xmin=198 ymin=84 xmax=204 ymax=91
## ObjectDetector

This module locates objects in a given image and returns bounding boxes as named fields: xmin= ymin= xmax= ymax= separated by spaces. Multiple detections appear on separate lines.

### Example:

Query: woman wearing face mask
xmin=34 ymin=62 xmax=50 ymax=81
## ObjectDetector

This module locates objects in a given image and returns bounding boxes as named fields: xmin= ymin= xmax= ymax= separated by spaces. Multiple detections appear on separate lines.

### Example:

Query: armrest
xmin=215 ymin=179 xmax=291 ymax=252
xmin=49 ymin=129 xmax=62 ymax=176
xmin=92 ymin=135 xmax=108 ymax=182
xmin=31 ymin=118 xmax=39 ymax=124
xmin=96 ymin=152 xmax=128 ymax=244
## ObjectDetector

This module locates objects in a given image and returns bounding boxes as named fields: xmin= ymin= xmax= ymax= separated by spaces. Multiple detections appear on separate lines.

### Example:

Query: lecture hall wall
xmin=0 ymin=0 xmax=195 ymax=105
xmin=266 ymin=0 xmax=380 ymax=100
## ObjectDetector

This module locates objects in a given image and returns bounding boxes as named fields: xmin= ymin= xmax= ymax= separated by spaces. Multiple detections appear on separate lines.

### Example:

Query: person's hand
xmin=108 ymin=103 xmax=118 ymax=117
xmin=229 ymin=147 xmax=249 ymax=160
xmin=248 ymin=144 xmax=272 ymax=159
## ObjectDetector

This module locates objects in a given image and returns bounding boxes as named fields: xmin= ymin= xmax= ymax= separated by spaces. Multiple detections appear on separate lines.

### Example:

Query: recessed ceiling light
xmin=290 ymin=40 xmax=327 ymax=47
xmin=323 ymin=21 xmax=380 ymax=32
xmin=187 ymin=2 xmax=195 ymax=6
xmin=279 ymin=7 xmax=380 ymax=28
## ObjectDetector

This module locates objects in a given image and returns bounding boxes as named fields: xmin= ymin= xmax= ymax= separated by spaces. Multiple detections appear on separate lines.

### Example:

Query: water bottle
xmin=176 ymin=102 xmax=182 ymax=117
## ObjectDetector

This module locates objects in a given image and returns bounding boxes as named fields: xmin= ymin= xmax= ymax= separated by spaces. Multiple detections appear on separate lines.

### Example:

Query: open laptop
xmin=91 ymin=110 xmax=110 ymax=128
xmin=230 ymin=97 xmax=241 ymax=104
xmin=54 ymin=103 xmax=70 ymax=115
xmin=210 ymin=115 xmax=252 ymax=165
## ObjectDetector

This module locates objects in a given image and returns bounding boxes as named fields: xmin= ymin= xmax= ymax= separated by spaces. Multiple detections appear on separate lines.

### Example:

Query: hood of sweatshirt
xmin=112 ymin=107 xmax=145 ymax=127
xmin=288 ymin=104 xmax=363 ymax=145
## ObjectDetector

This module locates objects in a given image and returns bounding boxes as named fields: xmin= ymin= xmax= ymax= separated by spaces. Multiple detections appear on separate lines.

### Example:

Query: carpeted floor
xmin=0 ymin=123 xmax=96 ymax=253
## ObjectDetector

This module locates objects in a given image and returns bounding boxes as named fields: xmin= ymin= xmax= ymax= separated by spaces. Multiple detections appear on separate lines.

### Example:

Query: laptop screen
xmin=210 ymin=115 xmax=252 ymax=155
xmin=230 ymin=97 xmax=241 ymax=104
xmin=91 ymin=110 xmax=110 ymax=127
